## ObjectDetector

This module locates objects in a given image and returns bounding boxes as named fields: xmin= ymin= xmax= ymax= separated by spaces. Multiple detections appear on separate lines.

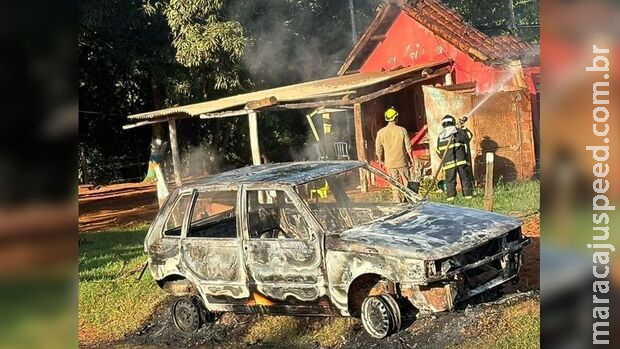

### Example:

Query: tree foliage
xmin=444 ymin=0 xmax=539 ymax=43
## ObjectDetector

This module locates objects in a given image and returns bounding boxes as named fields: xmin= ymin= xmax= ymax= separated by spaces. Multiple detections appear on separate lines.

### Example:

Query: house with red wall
xmin=341 ymin=0 xmax=540 ymax=182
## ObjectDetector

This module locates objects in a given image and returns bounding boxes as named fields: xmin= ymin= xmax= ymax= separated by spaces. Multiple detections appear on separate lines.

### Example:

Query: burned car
xmin=145 ymin=161 xmax=529 ymax=338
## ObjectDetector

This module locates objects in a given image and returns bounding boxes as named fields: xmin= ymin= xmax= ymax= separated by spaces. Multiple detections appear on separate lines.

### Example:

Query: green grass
xmin=461 ymin=299 xmax=540 ymax=349
xmin=78 ymin=226 xmax=166 ymax=345
xmin=424 ymin=179 xmax=540 ymax=217
xmin=244 ymin=316 xmax=356 ymax=348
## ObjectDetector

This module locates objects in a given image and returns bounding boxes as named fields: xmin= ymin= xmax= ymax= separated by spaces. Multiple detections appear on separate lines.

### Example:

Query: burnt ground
xmin=109 ymin=290 xmax=538 ymax=349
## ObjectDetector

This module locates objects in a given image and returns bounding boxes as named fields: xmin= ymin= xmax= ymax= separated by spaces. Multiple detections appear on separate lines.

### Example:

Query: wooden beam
xmin=438 ymin=81 xmax=477 ymax=92
xmin=353 ymin=103 xmax=367 ymax=163
xmin=370 ymin=34 xmax=387 ymax=41
xmin=200 ymin=109 xmax=251 ymax=119
xmin=306 ymin=114 xmax=321 ymax=142
xmin=337 ymin=3 xmax=400 ymax=75
xmin=123 ymin=118 xmax=170 ymax=130
xmin=277 ymin=99 xmax=354 ymax=110
xmin=168 ymin=119 xmax=182 ymax=187
xmin=275 ymin=68 xmax=449 ymax=111
xmin=248 ymin=112 xmax=261 ymax=165
xmin=245 ymin=96 xmax=278 ymax=110
xmin=353 ymin=68 xmax=450 ymax=104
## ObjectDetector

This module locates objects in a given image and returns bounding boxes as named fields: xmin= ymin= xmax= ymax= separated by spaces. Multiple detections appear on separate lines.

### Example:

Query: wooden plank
xmin=248 ymin=112 xmax=261 ymax=165
xmin=306 ymin=114 xmax=321 ymax=142
xmin=484 ymin=152 xmax=494 ymax=211
xmin=277 ymin=99 xmax=354 ymax=110
xmin=337 ymin=2 xmax=400 ymax=75
xmin=200 ymin=109 xmax=251 ymax=119
xmin=353 ymin=103 xmax=367 ymax=163
xmin=353 ymin=68 xmax=450 ymax=104
xmin=438 ymin=81 xmax=477 ymax=92
xmin=245 ymin=96 xmax=278 ymax=110
xmin=276 ymin=70 xmax=449 ymax=111
xmin=123 ymin=118 xmax=170 ymax=130
xmin=168 ymin=119 xmax=183 ymax=187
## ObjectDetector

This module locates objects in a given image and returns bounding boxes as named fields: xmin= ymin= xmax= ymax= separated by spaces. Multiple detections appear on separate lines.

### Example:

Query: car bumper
xmin=401 ymin=238 xmax=530 ymax=313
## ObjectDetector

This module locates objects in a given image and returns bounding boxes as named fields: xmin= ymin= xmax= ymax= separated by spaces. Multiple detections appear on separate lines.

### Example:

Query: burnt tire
xmin=361 ymin=295 xmax=397 ymax=339
xmin=380 ymin=294 xmax=402 ymax=333
xmin=172 ymin=297 xmax=203 ymax=333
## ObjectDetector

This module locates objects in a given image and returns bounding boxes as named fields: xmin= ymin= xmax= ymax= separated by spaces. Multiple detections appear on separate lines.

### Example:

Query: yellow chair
xmin=310 ymin=181 xmax=329 ymax=199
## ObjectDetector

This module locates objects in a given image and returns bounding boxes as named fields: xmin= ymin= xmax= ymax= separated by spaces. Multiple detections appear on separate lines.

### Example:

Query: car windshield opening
xmin=295 ymin=167 xmax=415 ymax=233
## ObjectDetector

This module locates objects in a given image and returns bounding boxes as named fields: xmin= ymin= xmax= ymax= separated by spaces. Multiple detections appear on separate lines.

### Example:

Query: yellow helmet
xmin=384 ymin=107 xmax=399 ymax=122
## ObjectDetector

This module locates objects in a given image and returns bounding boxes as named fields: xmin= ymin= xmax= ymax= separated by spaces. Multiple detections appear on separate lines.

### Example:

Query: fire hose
xmin=420 ymin=116 xmax=468 ymax=200
xmin=421 ymin=135 xmax=454 ymax=200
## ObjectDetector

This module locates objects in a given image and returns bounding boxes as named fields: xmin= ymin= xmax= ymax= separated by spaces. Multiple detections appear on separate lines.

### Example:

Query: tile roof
xmin=339 ymin=0 xmax=537 ymax=75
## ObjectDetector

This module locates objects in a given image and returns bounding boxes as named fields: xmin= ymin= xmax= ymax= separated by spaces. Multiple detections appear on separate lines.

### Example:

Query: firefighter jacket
xmin=375 ymin=123 xmax=412 ymax=169
xmin=436 ymin=127 xmax=472 ymax=170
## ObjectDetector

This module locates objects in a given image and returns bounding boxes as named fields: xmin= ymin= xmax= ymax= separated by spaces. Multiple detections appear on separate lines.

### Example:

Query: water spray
xmin=464 ymin=69 xmax=517 ymax=119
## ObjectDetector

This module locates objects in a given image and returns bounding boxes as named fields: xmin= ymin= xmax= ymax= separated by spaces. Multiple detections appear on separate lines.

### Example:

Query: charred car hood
xmin=328 ymin=201 xmax=521 ymax=260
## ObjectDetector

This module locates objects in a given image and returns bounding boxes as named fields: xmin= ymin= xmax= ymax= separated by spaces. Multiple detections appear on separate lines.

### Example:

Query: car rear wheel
xmin=361 ymin=294 xmax=402 ymax=338
xmin=172 ymin=297 xmax=204 ymax=333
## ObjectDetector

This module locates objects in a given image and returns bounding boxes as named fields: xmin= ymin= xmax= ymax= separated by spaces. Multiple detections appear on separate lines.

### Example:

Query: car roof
xmin=189 ymin=161 xmax=364 ymax=188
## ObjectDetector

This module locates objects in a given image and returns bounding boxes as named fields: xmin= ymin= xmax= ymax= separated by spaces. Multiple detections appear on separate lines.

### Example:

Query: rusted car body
xmin=145 ymin=161 xmax=529 ymax=337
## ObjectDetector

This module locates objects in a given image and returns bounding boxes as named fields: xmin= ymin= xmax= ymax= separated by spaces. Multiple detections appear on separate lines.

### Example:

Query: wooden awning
xmin=124 ymin=60 xmax=451 ymax=129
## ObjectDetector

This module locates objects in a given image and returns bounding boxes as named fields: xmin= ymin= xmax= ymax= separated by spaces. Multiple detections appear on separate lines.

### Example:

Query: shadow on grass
xmin=78 ymin=227 xmax=149 ymax=282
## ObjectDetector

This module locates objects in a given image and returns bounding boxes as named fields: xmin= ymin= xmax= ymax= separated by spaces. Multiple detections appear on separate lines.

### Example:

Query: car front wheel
xmin=360 ymin=294 xmax=402 ymax=338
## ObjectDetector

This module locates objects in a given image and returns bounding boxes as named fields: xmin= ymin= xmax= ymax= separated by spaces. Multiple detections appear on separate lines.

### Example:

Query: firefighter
xmin=436 ymin=115 xmax=474 ymax=201
xmin=375 ymin=107 xmax=416 ymax=202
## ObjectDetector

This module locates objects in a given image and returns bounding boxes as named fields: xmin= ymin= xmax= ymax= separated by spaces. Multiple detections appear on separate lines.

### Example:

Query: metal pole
xmin=508 ymin=0 xmax=517 ymax=34
xmin=348 ymin=0 xmax=357 ymax=45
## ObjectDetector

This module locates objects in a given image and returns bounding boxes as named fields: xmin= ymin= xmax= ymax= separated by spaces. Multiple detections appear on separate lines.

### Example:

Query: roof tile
xmin=391 ymin=0 xmax=534 ymax=65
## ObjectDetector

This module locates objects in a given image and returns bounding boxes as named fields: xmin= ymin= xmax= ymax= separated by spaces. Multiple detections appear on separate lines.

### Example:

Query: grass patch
xmin=461 ymin=300 xmax=540 ymax=349
xmin=244 ymin=316 xmax=356 ymax=348
xmin=244 ymin=316 xmax=305 ymax=347
xmin=300 ymin=317 xmax=357 ymax=347
xmin=425 ymin=180 xmax=539 ymax=217
xmin=78 ymin=226 xmax=166 ymax=345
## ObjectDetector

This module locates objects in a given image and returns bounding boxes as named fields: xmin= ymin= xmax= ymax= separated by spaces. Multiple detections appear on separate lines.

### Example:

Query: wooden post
xmin=168 ymin=119 xmax=182 ymax=187
xmin=353 ymin=103 xmax=369 ymax=192
xmin=248 ymin=111 xmax=261 ymax=165
xmin=353 ymin=103 xmax=366 ymax=162
xmin=306 ymin=114 xmax=321 ymax=142
xmin=484 ymin=152 xmax=495 ymax=211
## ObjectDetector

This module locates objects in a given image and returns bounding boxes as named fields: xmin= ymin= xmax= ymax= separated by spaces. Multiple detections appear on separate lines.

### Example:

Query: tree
xmin=79 ymin=0 xmax=248 ymax=183
xmin=140 ymin=0 xmax=248 ymax=182
xmin=79 ymin=0 xmax=538 ymax=185
xmin=443 ymin=0 xmax=539 ymax=43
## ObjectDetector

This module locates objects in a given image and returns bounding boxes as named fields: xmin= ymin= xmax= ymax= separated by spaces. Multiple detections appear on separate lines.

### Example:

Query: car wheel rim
xmin=361 ymin=296 xmax=392 ymax=339
xmin=172 ymin=298 xmax=201 ymax=333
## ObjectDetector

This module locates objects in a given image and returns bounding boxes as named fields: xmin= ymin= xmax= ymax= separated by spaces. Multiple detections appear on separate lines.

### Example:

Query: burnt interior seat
xmin=188 ymin=211 xmax=237 ymax=238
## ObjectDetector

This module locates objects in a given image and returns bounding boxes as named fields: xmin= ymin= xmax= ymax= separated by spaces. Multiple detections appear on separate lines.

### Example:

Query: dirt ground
xmin=79 ymin=183 xmax=540 ymax=348
xmin=79 ymin=182 xmax=160 ymax=232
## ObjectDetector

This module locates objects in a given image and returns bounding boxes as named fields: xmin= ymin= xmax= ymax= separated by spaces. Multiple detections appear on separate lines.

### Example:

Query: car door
xmin=241 ymin=185 xmax=330 ymax=314
xmin=179 ymin=186 xmax=250 ymax=309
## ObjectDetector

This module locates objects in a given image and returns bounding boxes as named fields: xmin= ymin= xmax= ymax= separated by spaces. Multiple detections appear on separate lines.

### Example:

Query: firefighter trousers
xmin=444 ymin=164 xmax=474 ymax=198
